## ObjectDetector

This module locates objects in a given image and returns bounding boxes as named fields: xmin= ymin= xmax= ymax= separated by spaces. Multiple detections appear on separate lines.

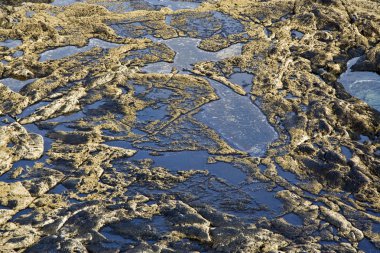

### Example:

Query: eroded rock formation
xmin=0 ymin=0 xmax=379 ymax=252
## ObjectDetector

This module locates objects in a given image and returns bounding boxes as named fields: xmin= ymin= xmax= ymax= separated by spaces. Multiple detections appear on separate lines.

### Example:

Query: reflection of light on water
xmin=142 ymin=37 xmax=242 ymax=73
xmin=106 ymin=140 xmax=246 ymax=185
xmin=39 ymin=38 xmax=121 ymax=62
xmin=51 ymin=0 xmax=81 ymax=6
xmin=338 ymin=57 xmax=380 ymax=111
xmin=141 ymin=37 xmax=277 ymax=156
xmin=215 ymin=43 xmax=243 ymax=58
xmin=52 ymin=0 xmax=201 ymax=10
xmin=0 ymin=39 xmax=22 ymax=49
xmin=0 ymin=78 xmax=36 ymax=92
xmin=194 ymin=78 xmax=278 ymax=157
xmin=144 ymin=0 xmax=201 ymax=10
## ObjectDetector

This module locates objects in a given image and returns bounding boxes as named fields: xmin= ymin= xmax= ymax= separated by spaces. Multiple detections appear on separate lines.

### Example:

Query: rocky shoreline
xmin=0 ymin=0 xmax=379 ymax=252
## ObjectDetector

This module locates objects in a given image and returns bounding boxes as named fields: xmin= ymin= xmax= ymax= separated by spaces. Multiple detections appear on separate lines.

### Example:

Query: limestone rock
xmin=19 ymin=87 xmax=86 ymax=125
xmin=0 ymin=122 xmax=44 ymax=175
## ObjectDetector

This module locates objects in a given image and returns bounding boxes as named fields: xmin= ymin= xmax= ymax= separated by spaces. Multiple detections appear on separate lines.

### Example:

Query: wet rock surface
xmin=0 ymin=0 xmax=379 ymax=252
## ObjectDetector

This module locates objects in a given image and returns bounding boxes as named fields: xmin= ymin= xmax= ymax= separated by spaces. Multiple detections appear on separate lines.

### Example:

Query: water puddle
xmin=359 ymin=135 xmax=370 ymax=143
xmin=338 ymin=57 xmax=380 ymax=111
xmin=165 ymin=15 xmax=172 ymax=25
xmin=282 ymin=213 xmax=303 ymax=226
xmin=106 ymin=140 xmax=246 ymax=185
xmin=142 ymin=37 xmax=242 ymax=73
xmin=52 ymin=0 xmax=201 ymax=10
xmin=17 ymin=101 xmax=50 ymax=120
xmin=0 ymin=205 xmax=12 ymax=210
xmin=39 ymin=38 xmax=121 ymax=62
xmin=170 ymin=11 xmax=245 ymax=39
xmin=194 ymin=79 xmax=278 ymax=156
xmin=276 ymin=164 xmax=300 ymax=184
xmin=100 ymin=226 xmax=135 ymax=247
xmin=248 ymin=185 xmax=284 ymax=218
xmin=48 ymin=183 xmax=68 ymax=194
xmin=111 ymin=21 xmax=151 ymax=39
xmin=285 ymin=93 xmax=298 ymax=99
xmin=372 ymin=222 xmax=380 ymax=234
xmin=0 ymin=78 xmax=36 ymax=92
xmin=95 ymin=1 xmax=134 ymax=13
xmin=144 ymin=0 xmax=201 ymax=11
xmin=12 ymin=50 xmax=24 ymax=58
xmin=358 ymin=238 xmax=378 ymax=252
xmin=51 ymin=0 xmax=81 ymax=6
xmin=101 ymin=216 xmax=170 ymax=248
xmin=0 ymin=39 xmax=22 ymax=49
xmin=136 ymin=104 xmax=170 ymax=125
xmin=140 ymin=37 xmax=276 ymax=156
xmin=228 ymin=72 xmax=254 ymax=92
xmin=120 ymin=0 xmax=161 ymax=11
xmin=10 ymin=208 xmax=33 ymax=222
xmin=340 ymin=146 xmax=352 ymax=160
xmin=291 ymin=30 xmax=304 ymax=39
xmin=43 ymin=110 xmax=86 ymax=124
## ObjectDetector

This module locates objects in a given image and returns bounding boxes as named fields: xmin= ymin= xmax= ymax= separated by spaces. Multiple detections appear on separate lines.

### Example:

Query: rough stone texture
xmin=0 ymin=122 xmax=44 ymax=175
xmin=0 ymin=0 xmax=379 ymax=252
xmin=352 ymin=43 xmax=380 ymax=74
